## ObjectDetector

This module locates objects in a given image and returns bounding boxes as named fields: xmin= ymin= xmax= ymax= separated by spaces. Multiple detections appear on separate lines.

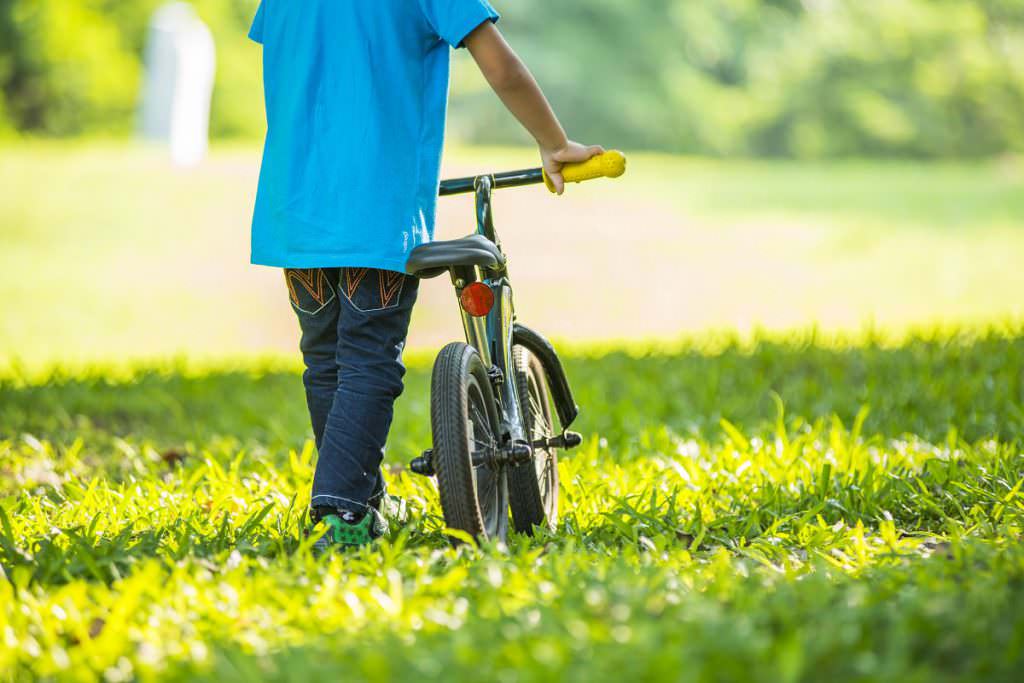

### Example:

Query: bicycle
xmin=406 ymin=150 xmax=627 ymax=543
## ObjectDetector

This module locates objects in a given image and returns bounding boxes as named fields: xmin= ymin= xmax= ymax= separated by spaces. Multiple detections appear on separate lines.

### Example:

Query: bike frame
xmin=437 ymin=169 xmax=581 ymax=453
xmin=450 ymin=174 xmax=529 ymax=449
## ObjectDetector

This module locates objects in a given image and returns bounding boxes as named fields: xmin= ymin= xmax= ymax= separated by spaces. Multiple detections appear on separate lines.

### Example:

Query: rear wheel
xmin=431 ymin=342 xmax=508 ymax=543
xmin=508 ymin=346 xmax=559 ymax=534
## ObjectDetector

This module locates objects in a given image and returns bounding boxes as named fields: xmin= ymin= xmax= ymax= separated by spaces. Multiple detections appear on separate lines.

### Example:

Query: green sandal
xmin=312 ymin=509 xmax=388 ymax=555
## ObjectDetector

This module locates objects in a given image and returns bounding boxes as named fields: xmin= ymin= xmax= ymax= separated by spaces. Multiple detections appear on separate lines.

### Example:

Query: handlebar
xmin=543 ymin=150 xmax=627 ymax=193
xmin=438 ymin=150 xmax=627 ymax=197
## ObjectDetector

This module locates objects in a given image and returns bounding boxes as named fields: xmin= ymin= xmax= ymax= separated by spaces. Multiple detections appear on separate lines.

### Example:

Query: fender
xmin=512 ymin=323 xmax=579 ymax=430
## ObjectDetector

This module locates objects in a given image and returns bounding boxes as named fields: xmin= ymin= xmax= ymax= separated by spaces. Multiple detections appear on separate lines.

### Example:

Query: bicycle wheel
xmin=508 ymin=345 xmax=559 ymax=533
xmin=431 ymin=342 xmax=509 ymax=543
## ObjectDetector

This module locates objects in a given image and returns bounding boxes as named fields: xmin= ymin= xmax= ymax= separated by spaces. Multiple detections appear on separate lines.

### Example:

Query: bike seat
xmin=406 ymin=234 xmax=505 ymax=279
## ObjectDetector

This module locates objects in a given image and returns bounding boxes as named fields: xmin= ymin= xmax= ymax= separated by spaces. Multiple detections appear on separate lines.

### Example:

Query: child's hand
xmin=541 ymin=141 xmax=606 ymax=195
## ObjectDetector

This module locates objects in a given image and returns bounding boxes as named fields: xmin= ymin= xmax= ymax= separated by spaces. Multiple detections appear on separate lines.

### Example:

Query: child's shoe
xmin=311 ymin=507 xmax=388 ymax=555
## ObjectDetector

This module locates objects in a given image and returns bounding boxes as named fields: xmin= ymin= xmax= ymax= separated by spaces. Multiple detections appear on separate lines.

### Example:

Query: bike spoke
xmin=469 ymin=405 xmax=493 ymax=439
xmin=478 ymin=469 xmax=501 ymax=533
xmin=529 ymin=393 xmax=545 ymax=424
xmin=470 ymin=435 xmax=496 ymax=463
xmin=481 ymin=471 xmax=498 ymax=505
xmin=468 ymin=400 xmax=497 ymax=470
xmin=540 ymin=456 xmax=553 ymax=485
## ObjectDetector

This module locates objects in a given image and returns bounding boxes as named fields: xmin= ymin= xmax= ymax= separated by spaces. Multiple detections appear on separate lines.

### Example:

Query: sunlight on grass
xmin=1 ymin=142 xmax=1023 ymax=368
xmin=2 ymin=326 xmax=1023 ymax=680
xmin=2 ymin=141 xmax=1023 ymax=680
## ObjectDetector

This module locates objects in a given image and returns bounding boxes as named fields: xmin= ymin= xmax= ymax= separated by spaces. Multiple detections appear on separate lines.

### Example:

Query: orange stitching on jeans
xmin=379 ymin=270 xmax=404 ymax=308
xmin=345 ymin=267 xmax=369 ymax=299
xmin=284 ymin=270 xmax=300 ymax=307
xmin=285 ymin=269 xmax=329 ymax=307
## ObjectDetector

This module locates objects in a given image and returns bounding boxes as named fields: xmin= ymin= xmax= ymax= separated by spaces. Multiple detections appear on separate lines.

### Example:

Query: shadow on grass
xmin=0 ymin=327 xmax=1021 ymax=448
xmin=564 ymin=327 xmax=1024 ymax=443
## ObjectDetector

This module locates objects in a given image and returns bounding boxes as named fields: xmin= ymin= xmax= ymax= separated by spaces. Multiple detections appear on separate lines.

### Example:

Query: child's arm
xmin=464 ymin=22 xmax=604 ymax=195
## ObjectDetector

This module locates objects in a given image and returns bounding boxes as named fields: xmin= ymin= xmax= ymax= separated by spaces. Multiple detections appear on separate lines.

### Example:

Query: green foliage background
xmin=0 ymin=0 xmax=1023 ymax=155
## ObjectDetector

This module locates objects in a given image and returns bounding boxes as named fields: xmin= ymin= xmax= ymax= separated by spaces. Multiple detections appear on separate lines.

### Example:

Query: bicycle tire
xmin=508 ymin=345 xmax=559 ymax=534
xmin=431 ymin=342 xmax=508 ymax=544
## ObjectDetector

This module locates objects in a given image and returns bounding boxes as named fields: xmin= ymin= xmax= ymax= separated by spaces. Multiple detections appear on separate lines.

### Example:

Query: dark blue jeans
xmin=284 ymin=267 xmax=419 ymax=514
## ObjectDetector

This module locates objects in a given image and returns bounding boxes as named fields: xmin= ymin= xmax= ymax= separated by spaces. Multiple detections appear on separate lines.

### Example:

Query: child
xmin=248 ymin=0 xmax=603 ymax=551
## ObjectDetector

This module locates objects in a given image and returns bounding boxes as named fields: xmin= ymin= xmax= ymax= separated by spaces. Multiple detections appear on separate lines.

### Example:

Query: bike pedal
xmin=561 ymin=431 xmax=583 ymax=449
xmin=532 ymin=431 xmax=584 ymax=451
xmin=410 ymin=449 xmax=435 ymax=477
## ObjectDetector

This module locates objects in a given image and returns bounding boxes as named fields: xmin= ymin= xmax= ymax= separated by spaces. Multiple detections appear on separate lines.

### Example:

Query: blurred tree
xmin=0 ymin=0 xmax=141 ymax=134
xmin=0 ymin=0 xmax=261 ymax=137
xmin=466 ymin=0 xmax=1024 ymax=157
xmin=0 ymin=0 xmax=1021 ymax=157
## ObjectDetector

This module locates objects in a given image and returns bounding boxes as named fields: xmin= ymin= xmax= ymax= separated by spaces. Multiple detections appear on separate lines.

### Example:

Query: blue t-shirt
xmin=248 ymin=0 xmax=500 ymax=271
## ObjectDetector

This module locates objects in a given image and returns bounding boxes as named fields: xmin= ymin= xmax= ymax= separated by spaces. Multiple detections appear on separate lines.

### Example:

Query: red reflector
xmin=459 ymin=282 xmax=495 ymax=317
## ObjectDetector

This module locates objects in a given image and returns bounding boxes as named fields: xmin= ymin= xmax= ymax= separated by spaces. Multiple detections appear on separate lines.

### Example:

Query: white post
xmin=139 ymin=2 xmax=216 ymax=167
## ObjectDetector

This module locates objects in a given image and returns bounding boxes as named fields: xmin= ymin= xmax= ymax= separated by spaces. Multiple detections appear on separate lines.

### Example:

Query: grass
xmin=1 ymin=142 xmax=1023 ymax=366
xmin=2 ymin=142 xmax=1023 ymax=679
xmin=2 ymin=325 xmax=1024 ymax=681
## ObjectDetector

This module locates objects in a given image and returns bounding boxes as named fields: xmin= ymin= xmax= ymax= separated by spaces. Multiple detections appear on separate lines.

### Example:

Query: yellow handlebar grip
xmin=544 ymin=150 xmax=627 ymax=193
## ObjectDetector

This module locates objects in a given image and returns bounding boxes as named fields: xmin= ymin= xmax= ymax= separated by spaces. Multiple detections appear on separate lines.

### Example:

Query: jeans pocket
xmin=284 ymin=268 xmax=337 ymax=315
xmin=341 ymin=268 xmax=407 ymax=313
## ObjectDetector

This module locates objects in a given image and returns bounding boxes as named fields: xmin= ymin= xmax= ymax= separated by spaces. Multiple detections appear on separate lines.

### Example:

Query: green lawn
xmin=2 ymin=327 xmax=1024 ymax=680
xmin=2 ymin=143 xmax=1024 ymax=680
xmin=1 ymin=142 xmax=1022 ymax=367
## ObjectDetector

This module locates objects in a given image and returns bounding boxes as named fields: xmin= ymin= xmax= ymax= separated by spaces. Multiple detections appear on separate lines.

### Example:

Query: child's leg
xmin=286 ymin=267 xmax=390 ymax=511
xmin=310 ymin=268 xmax=419 ymax=514
xmin=284 ymin=267 xmax=342 ymax=448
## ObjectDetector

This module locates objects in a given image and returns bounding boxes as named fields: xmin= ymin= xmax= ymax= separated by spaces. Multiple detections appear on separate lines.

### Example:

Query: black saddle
xmin=406 ymin=234 xmax=505 ymax=279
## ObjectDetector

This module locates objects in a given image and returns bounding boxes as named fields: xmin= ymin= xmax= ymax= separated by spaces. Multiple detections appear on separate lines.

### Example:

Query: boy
xmin=248 ymin=0 xmax=603 ymax=551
